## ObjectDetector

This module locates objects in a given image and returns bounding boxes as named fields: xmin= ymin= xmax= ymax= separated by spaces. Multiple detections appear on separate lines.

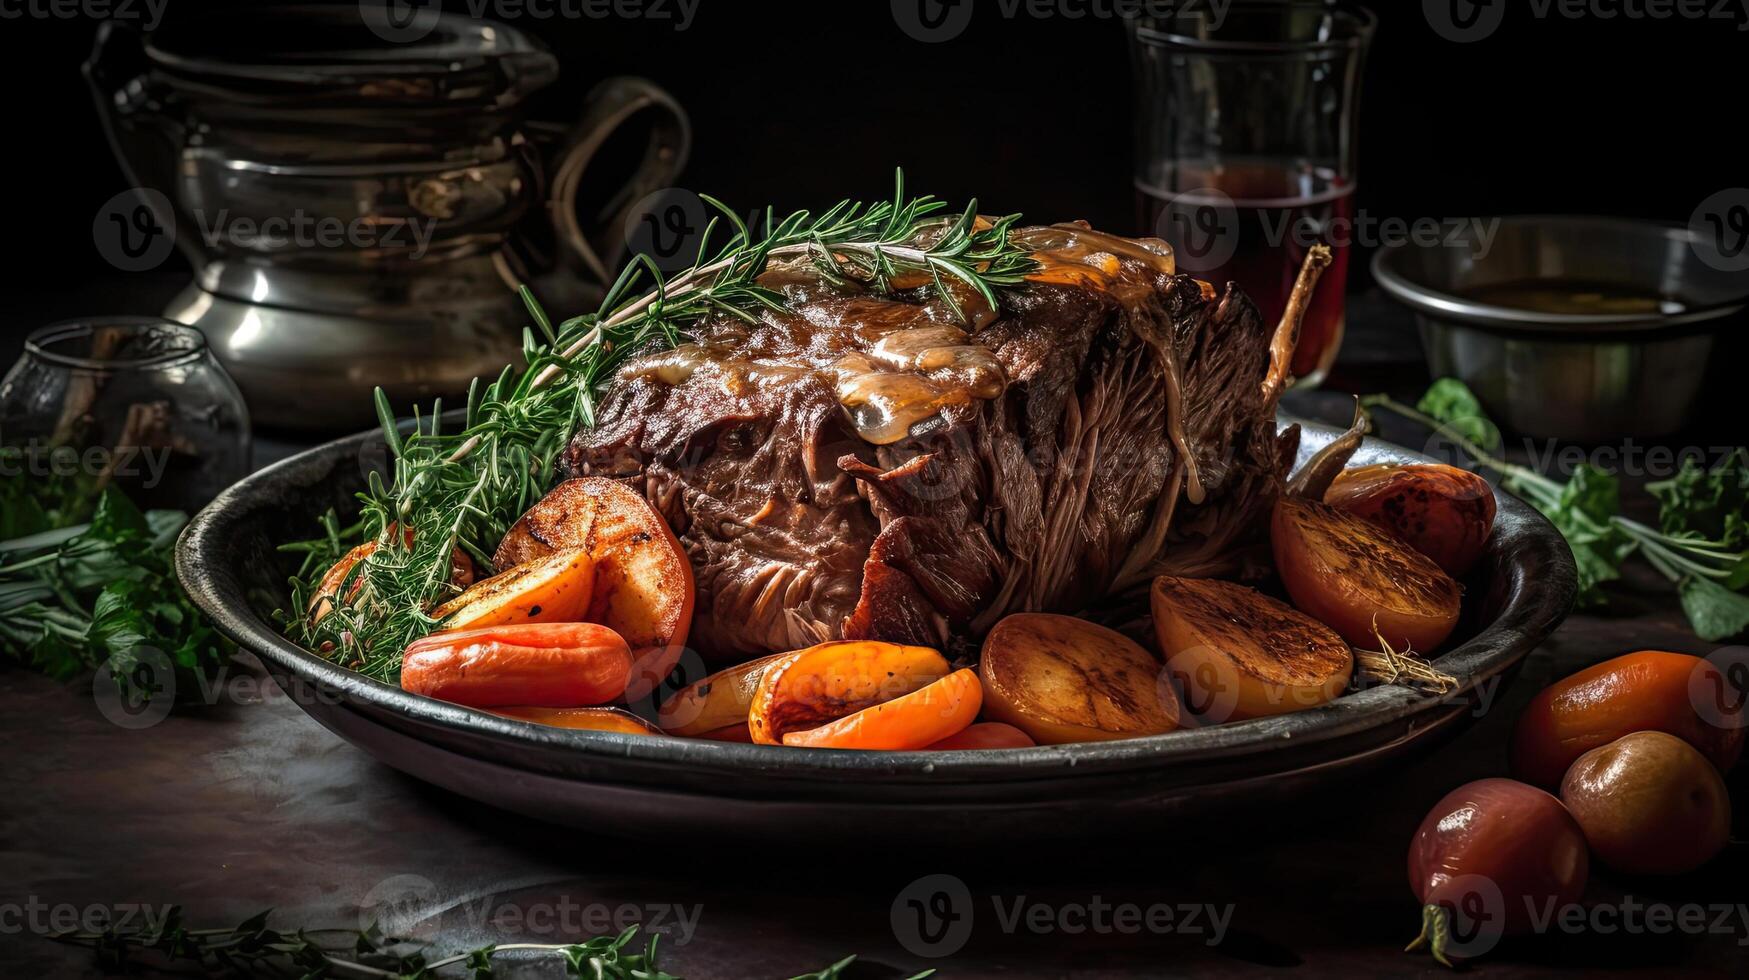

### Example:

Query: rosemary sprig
xmin=285 ymin=171 xmax=1037 ymax=679
xmin=50 ymin=906 xmax=904 ymax=979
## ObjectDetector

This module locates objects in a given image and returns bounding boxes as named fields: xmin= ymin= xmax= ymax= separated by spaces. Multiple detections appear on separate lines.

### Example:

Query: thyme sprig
xmin=50 ymin=906 xmax=913 ymax=979
xmin=285 ymin=171 xmax=1037 ymax=678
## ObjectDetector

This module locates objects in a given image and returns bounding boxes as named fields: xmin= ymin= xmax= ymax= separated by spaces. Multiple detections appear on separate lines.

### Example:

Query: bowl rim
xmin=1371 ymin=214 xmax=1749 ymax=333
xmin=175 ymin=418 xmax=1576 ymax=786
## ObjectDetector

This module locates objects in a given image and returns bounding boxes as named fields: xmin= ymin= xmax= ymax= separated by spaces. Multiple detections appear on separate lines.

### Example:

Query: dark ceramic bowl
xmin=176 ymin=419 xmax=1576 ymax=841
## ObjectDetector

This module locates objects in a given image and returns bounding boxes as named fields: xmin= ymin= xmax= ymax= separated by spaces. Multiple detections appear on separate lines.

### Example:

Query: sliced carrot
xmin=782 ymin=669 xmax=983 ymax=750
xmin=431 ymin=548 xmax=595 ymax=631
xmin=489 ymin=706 xmax=661 ymax=735
xmin=748 ymin=640 xmax=950 ymax=745
xmin=401 ymin=622 xmax=632 ymax=708
xmin=924 ymin=722 xmax=1036 ymax=750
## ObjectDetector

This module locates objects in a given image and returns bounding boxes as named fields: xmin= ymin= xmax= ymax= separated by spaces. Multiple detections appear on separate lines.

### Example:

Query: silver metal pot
xmin=85 ymin=6 xmax=689 ymax=431
xmin=1372 ymin=215 xmax=1748 ymax=442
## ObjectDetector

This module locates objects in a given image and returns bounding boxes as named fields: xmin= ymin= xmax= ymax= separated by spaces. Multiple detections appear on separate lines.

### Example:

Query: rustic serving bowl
xmin=1373 ymin=215 xmax=1749 ymax=442
xmin=177 ymin=419 xmax=1576 ymax=841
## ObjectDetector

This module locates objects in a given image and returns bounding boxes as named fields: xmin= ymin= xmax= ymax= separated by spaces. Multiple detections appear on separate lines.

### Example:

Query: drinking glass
xmin=0 ymin=319 xmax=251 ymax=514
xmin=1128 ymin=1 xmax=1375 ymax=388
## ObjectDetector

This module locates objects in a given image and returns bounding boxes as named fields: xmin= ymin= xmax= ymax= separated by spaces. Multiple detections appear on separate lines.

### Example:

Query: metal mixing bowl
xmin=1372 ymin=215 xmax=1748 ymax=442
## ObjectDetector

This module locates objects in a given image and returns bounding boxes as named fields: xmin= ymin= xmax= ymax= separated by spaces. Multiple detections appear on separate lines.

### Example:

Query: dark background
xmin=0 ymin=0 xmax=1739 ymax=315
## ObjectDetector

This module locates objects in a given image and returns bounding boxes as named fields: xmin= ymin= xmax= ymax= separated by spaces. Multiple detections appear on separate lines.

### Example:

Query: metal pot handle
xmin=547 ymin=76 xmax=691 ymax=286
xmin=83 ymin=20 xmax=196 ymax=261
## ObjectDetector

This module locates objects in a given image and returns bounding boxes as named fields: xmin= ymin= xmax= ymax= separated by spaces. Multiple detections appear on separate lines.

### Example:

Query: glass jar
xmin=0 ymin=318 xmax=250 ymax=514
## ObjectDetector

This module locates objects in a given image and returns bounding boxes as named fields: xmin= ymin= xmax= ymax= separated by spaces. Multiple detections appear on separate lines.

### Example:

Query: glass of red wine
xmin=1128 ymin=1 xmax=1375 ymax=388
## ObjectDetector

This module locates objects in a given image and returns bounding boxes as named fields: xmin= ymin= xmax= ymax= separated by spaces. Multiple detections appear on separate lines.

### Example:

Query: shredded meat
xmin=565 ymin=223 xmax=1312 ymax=661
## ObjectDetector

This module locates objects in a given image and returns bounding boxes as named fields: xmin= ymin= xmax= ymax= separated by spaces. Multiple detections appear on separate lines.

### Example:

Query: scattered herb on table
xmin=285 ymin=170 xmax=1039 ymax=681
xmin=50 ymin=906 xmax=932 ymax=979
xmin=1364 ymin=379 xmax=1749 ymax=641
xmin=0 ymin=472 xmax=227 ymax=695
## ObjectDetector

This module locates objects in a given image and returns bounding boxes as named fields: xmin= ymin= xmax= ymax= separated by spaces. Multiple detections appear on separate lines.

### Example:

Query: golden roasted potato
xmin=1272 ymin=495 xmax=1462 ymax=653
xmin=495 ymin=478 xmax=695 ymax=700
xmin=431 ymin=548 xmax=595 ymax=631
xmin=1151 ymin=576 xmax=1353 ymax=723
xmin=978 ymin=613 xmax=1180 ymax=745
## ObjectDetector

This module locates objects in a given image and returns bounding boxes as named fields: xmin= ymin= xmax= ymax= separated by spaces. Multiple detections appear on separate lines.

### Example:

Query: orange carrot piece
xmin=782 ymin=669 xmax=983 ymax=750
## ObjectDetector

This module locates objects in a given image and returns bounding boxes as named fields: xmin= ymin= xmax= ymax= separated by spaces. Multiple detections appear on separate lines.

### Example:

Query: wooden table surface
xmin=3 ymin=294 xmax=1746 ymax=978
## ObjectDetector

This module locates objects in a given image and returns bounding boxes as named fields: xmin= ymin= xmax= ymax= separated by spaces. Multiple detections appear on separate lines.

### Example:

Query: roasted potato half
xmin=1325 ymin=463 xmax=1496 ymax=577
xmin=1151 ymin=576 xmax=1353 ymax=723
xmin=1272 ymin=495 xmax=1462 ymax=653
xmin=979 ymin=613 xmax=1180 ymax=745
xmin=431 ymin=548 xmax=595 ymax=631
xmin=495 ymin=478 xmax=696 ymax=700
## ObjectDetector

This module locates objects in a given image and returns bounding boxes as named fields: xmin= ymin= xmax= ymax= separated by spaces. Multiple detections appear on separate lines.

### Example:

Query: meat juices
xmin=567 ymin=222 xmax=1317 ymax=660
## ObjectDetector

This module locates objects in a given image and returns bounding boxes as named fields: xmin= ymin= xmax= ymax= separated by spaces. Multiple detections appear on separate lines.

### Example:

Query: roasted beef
xmin=564 ymin=223 xmax=1321 ymax=661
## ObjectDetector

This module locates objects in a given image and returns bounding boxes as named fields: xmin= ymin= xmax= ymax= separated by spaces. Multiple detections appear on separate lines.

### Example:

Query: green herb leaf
xmin=1679 ymin=575 xmax=1749 ymax=642
xmin=1416 ymin=378 xmax=1500 ymax=454
xmin=1649 ymin=448 xmax=1749 ymax=549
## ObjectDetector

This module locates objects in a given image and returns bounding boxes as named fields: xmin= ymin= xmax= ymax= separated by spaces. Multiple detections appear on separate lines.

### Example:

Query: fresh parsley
xmin=1364 ymin=381 xmax=1749 ymax=641
xmin=0 ymin=475 xmax=228 ymax=696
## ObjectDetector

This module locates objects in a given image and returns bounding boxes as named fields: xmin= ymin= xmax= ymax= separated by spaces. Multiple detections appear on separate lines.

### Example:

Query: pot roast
xmin=564 ymin=223 xmax=1329 ymax=661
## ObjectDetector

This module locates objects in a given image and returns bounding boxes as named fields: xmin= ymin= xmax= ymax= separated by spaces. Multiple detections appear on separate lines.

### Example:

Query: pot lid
xmin=139 ymin=4 xmax=557 ymax=109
